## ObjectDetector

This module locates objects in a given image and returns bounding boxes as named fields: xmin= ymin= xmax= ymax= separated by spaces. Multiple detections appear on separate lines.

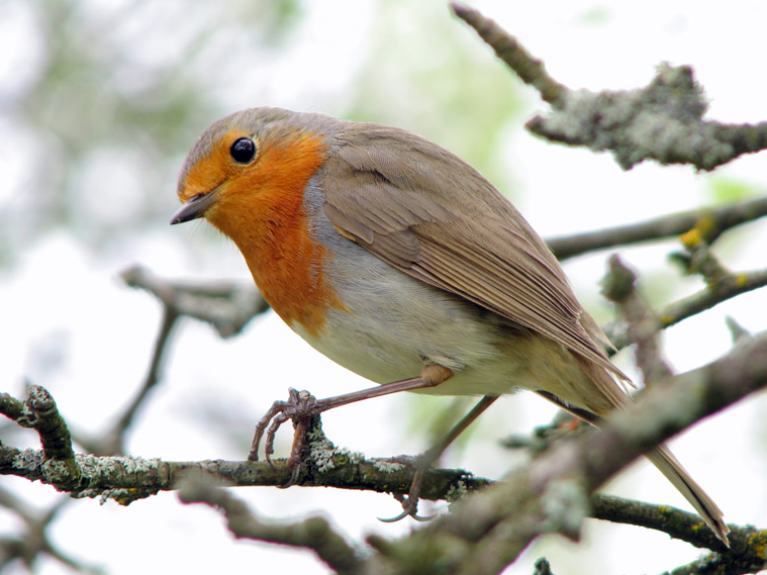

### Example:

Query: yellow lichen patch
xmin=659 ymin=314 xmax=676 ymax=327
xmin=747 ymin=530 xmax=767 ymax=558
xmin=735 ymin=273 xmax=749 ymax=288
xmin=680 ymin=228 xmax=702 ymax=250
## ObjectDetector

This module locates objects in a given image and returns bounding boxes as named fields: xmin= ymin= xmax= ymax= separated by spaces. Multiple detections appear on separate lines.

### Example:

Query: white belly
xmin=291 ymin=243 xmax=534 ymax=396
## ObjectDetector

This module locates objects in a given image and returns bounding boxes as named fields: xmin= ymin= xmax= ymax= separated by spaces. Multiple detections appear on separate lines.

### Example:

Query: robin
xmin=170 ymin=107 xmax=728 ymax=544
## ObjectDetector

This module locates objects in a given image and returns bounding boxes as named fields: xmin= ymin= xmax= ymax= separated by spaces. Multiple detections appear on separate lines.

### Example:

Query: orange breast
xmin=202 ymin=132 xmax=345 ymax=336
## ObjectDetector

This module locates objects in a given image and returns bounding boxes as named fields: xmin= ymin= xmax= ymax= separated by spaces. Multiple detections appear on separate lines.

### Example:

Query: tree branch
xmin=78 ymin=304 xmax=180 ymax=456
xmin=547 ymin=195 xmax=767 ymax=260
xmin=0 ymin=385 xmax=80 ymax=491
xmin=121 ymin=265 xmax=269 ymax=338
xmin=451 ymin=3 xmax=767 ymax=171
xmin=591 ymin=494 xmax=765 ymax=568
xmin=449 ymin=3 xmax=566 ymax=105
xmin=178 ymin=478 xmax=363 ymax=574
xmin=601 ymin=255 xmax=674 ymax=383
xmin=3 ymin=329 xmax=767 ymax=573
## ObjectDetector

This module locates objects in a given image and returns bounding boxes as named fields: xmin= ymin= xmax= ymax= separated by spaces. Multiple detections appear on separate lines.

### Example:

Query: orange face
xmin=177 ymin=128 xmax=254 ymax=205
xmin=176 ymin=123 xmax=345 ymax=336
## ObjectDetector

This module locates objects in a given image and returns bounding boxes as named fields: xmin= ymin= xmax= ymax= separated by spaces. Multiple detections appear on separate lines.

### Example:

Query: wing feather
xmin=321 ymin=125 xmax=627 ymax=380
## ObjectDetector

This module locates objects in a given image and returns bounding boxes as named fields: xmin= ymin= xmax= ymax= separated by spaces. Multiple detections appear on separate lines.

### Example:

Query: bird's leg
xmin=248 ymin=365 xmax=455 ymax=486
xmin=382 ymin=395 xmax=499 ymax=522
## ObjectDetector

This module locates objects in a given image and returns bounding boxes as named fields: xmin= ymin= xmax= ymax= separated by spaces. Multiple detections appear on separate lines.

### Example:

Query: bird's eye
xmin=230 ymin=137 xmax=257 ymax=164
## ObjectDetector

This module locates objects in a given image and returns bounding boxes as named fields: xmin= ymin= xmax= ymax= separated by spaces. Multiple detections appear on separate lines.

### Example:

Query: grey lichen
xmin=530 ymin=63 xmax=739 ymax=171
xmin=336 ymin=447 xmax=364 ymax=465
xmin=445 ymin=480 xmax=469 ymax=510
xmin=371 ymin=459 xmax=406 ymax=473
xmin=41 ymin=458 xmax=74 ymax=484
xmin=13 ymin=448 xmax=43 ymax=471
xmin=14 ymin=403 xmax=37 ymax=428
xmin=307 ymin=429 xmax=340 ymax=473
xmin=540 ymin=479 xmax=589 ymax=539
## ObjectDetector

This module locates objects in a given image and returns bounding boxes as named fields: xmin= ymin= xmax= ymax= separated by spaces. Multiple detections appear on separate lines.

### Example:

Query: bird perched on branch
xmin=171 ymin=107 xmax=728 ymax=544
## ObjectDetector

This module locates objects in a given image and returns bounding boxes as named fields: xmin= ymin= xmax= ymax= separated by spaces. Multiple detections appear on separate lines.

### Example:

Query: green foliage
xmin=706 ymin=177 xmax=760 ymax=204
xmin=344 ymin=1 xmax=522 ymax=190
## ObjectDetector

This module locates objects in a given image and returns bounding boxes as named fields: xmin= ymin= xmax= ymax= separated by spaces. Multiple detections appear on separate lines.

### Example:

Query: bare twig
xmin=591 ymin=494 xmax=764 ymax=564
xmin=601 ymin=224 xmax=767 ymax=350
xmin=78 ymin=305 xmax=180 ymax=456
xmin=601 ymin=255 xmax=673 ymax=383
xmin=449 ymin=3 xmax=565 ymax=105
xmin=0 ymin=486 xmax=102 ymax=574
xmin=178 ymin=478 xmax=363 ymax=574
xmin=121 ymin=265 xmax=269 ymax=338
xmin=547 ymin=195 xmax=767 ymax=260
xmin=657 ymin=269 xmax=767 ymax=330
xmin=3 ymin=324 xmax=767 ymax=573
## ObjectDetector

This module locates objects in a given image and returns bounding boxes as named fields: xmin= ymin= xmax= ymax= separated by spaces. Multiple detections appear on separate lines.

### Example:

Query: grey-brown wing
xmin=321 ymin=124 xmax=625 ymax=379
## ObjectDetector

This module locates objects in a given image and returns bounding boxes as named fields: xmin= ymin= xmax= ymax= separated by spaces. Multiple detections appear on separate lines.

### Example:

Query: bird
xmin=170 ymin=106 xmax=728 ymax=544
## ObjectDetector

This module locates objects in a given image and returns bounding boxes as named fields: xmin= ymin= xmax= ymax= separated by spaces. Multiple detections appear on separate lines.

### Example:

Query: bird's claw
xmin=248 ymin=388 xmax=318 ymax=486
xmin=378 ymin=464 xmax=436 ymax=523
xmin=379 ymin=492 xmax=435 ymax=523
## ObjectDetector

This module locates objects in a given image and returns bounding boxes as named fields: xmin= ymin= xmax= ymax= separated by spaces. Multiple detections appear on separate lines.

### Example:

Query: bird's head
xmin=171 ymin=107 xmax=336 ymax=242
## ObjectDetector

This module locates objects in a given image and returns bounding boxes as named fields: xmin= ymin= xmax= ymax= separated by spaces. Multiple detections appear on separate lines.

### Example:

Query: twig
xmin=449 ymin=3 xmax=565 ymax=105
xmin=79 ymin=305 xmax=180 ymax=456
xmin=452 ymin=4 xmax=767 ymax=171
xmin=601 ymin=255 xmax=673 ymax=383
xmin=546 ymin=195 xmax=767 ymax=260
xmin=600 ymin=222 xmax=767 ymax=350
xmin=178 ymin=478 xmax=362 ymax=574
xmin=533 ymin=558 xmax=555 ymax=575
xmin=657 ymin=267 xmax=767 ymax=328
xmin=0 ymin=432 xmax=486 ymax=502
xmin=591 ymin=494 xmax=764 ymax=564
xmin=0 ymin=385 xmax=80 ymax=491
xmin=4 ymin=324 xmax=767 ymax=575
xmin=121 ymin=265 xmax=269 ymax=338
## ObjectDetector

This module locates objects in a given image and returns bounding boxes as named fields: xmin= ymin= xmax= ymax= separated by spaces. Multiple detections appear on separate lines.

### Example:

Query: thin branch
xmin=547 ymin=195 xmax=767 ymax=260
xmin=78 ymin=305 xmax=180 ymax=456
xmin=601 ymin=222 xmax=767 ymax=350
xmin=601 ymin=255 xmax=673 ymax=383
xmin=452 ymin=3 xmax=767 ymax=171
xmin=121 ymin=265 xmax=269 ymax=338
xmin=0 ymin=385 xmax=80 ymax=491
xmin=661 ymin=267 xmax=767 ymax=326
xmin=591 ymin=494 xmax=764 ymax=565
xmin=449 ymin=3 xmax=566 ymax=105
xmin=0 ymin=439 xmax=487 ymax=503
xmin=178 ymin=478 xmax=362 ymax=574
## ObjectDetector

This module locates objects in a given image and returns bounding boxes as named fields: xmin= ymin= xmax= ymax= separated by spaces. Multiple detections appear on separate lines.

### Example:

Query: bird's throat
xmin=206 ymin=134 xmax=344 ymax=336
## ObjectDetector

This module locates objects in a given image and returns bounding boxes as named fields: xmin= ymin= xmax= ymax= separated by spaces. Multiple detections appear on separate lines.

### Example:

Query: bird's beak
xmin=170 ymin=190 xmax=218 ymax=225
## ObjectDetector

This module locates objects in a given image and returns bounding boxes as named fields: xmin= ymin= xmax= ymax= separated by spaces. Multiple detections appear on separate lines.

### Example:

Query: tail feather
xmin=570 ymin=353 xmax=729 ymax=546
xmin=647 ymin=445 xmax=730 ymax=546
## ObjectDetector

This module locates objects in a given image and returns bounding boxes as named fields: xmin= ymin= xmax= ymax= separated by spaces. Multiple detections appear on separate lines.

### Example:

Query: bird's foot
xmin=248 ymin=388 xmax=318 ymax=487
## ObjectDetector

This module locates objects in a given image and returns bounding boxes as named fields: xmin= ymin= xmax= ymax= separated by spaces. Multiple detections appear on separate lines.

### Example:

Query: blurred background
xmin=1 ymin=0 xmax=766 ymax=573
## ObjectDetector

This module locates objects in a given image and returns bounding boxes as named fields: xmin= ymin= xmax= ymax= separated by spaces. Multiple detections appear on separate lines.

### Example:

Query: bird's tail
xmin=571 ymin=353 xmax=729 ymax=546
xmin=646 ymin=445 xmax=730 ymax=545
